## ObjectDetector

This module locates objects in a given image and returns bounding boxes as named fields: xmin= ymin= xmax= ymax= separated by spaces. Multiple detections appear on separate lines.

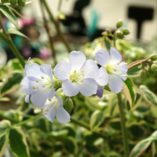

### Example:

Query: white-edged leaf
xmin=139 ymin=85 xmax=157 ymax=106
xmin=0 ymin=5 xmax=17 ymax=26
xmin=129 ymin=131 xmax=157 ymax=157
xmin=8 ymin=28 xmax=28 ymax=39
xmin=123 ymin=79 xmax=136 ymax=107
xmin=9 ymin=128 xmax=30 ymax=157
xmin=0 ymin=134 xmax=7 ymax=156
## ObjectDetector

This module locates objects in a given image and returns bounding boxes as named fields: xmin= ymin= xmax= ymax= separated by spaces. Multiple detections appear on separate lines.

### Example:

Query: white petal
xmin=118 ymin=62 xmax=128 ymax=80
xmin=80 ymin=79 xmax=97 ymax=96
xmin=54 ymin=61 xmax=71 ymax=80
xmin=40 ymin=64 xmax=53 ymax=80
xmin=31 ymin=89 xmax=55 ymax=107
xmin=119 ymin=62 xmax=128 ymax=73
xmin=21 ymin=77 xmax=35 ymax=94
xmin=110 ymin=48 xmax=122 ymax=63
xmin=25 ymin=95 xmax=30 ymax=103
xmin=83 ymin=59 xmax=99 ymax=79
xmin=108 ymin=75 xmax=124 ymax=93
xmin=95 ymin=49 xmax=110 ymax=66
xmin=69 ymin=51 xmax=86 ymax=70
xmin=62 ymin=80 xmax=79 ymax=96
xmin=21 ymin=77 xmax=30 ymax=94
xmin=25 ymin=63 xmax=43 ymax=77
xmin=43 ymin=95 xmax=62 ymax=122
xmin=44 ymin=105 xmax=57 ymax=122
xmin=96 ymin=67 xmax=108 ymax=86
xmin=56 ymin=107 xmax=70 ymax=124
xmin=55 ymin=95 xmax=63 ymax=106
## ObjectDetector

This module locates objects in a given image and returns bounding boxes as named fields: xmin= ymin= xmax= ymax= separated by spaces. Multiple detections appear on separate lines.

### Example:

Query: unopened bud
xmin=116 ymin=20 xmax=123 ymax=28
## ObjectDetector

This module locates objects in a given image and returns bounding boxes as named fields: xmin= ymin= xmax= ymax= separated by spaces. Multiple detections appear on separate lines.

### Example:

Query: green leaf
xmin=64 ymin=97 xmax=74 ymax=113
xmin=1 ymin=73 xmax=23 ymax=94
xmin=0 ymin=134 xmax=7 ymax=155
xmin=90 ymin=110 xmax=105 ymax=130
xmin=0 ymin=120 xmax=11 ymax=135
xmin=123 ymin=79 xmax=136 ymax=107
xmin=0 ymin=120 xmax=10 ymax=156
xmin=85 ymin=133 xmax=100 ymax=154
xmin=8 ymin=59 xmax=23 ymax=71
xmin=0 ymin=32 xmax=7 ymax=41
xmin=3 ymin=110 xmax=22 ymax=123
xmin=104 ymin=37 xmax=111 ymax=51
xmin=0 ymin=5 xmax=17 ymax=26
xmin=8 ymin=28 xmax=28 ymax=39
xmin=1 ymin=0 xmax=10 ymax=3
xmin=9 ymin=128 xmax=30 ymax=157
xmin=139 ymin=85 xmax=157 ymax=106
xmin=10 ymin=0 xmax=18 ymax=6
xmin=128 ymin=65 xmax=142 ymax=76
xmin=64 ymin=137 xmax=76 ymax=154
xmin=129 ymin=131 xmax=157 ymax=157
xmin=18 ymin=0 xmax=25 ymax=6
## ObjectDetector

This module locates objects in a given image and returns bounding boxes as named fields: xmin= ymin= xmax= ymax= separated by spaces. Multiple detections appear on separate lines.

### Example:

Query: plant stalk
xmin=0 ymin=15 xmax=25 ymax=67
xmin=15 ymin=114 xmax=42 ymax=127
xmin=39 ymin=0 xmax=57 ymax=64
xmin=117 ymin=93 xmax=129 ymax=157
xmin=41 ymin=0 xmax=71 ymax=52
xmin=71 ymin=117 xmax=90 ymax=130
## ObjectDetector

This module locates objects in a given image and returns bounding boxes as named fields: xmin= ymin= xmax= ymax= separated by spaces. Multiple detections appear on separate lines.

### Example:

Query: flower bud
xmin=116 ymin=20 xmax=123 ymax=28
xmin=151 ymin=64 xmax=157 ymax=71
xmin=116 ymin=30 xmax=124 ymax=39
xmin=64 ymin=98 xmax=74 ymax=113
xmin=122 ymin=29 xmax=130 ymax=35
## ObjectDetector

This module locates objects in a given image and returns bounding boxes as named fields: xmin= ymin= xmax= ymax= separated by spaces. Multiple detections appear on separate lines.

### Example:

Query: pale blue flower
xmin=95 ymin=48 xmax=128 ymax=93
xmin=43 ymin=95 xmax=70 ymax=123
xmin=54 ymin=51 xmax=98 ymax=96
xmin=21 ymin=63 xmax=55 ymax=107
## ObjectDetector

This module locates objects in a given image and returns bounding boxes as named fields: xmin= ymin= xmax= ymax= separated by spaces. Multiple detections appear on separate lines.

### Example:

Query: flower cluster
xmin=21 ymin=63 xmax=70 ymax=123
xmin=21 ymin=48 xmax=128 ymax=123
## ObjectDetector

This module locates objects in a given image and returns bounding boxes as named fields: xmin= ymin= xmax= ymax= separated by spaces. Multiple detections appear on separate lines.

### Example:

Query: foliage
xmin=0 ymin=1 xmax=157 ymax=157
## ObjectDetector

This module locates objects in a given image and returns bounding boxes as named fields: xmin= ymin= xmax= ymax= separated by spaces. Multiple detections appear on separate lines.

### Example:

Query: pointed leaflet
xmin=9 ymin=128 xmax=30 ymax=157
xmin=129 ymin=131 xmax=157 ymax=157
xmin=123 ymin=79 xmax=136 ymax=107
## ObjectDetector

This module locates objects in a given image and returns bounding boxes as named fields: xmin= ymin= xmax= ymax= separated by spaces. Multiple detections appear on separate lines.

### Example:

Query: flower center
xmin=44 ymin=97 xmax=59 ymax=113
xmin=105 ymin=64 xmax=115 ymax=74
xmin=33 ymin=75 xmax=53 ymax=90
xmin=49 ymin=97 xmax=59 ymax=108
xmin=69 ymin=70 xmax=84 ymax=84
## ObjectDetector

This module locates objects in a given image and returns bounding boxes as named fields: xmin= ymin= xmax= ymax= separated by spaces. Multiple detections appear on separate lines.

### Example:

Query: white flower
xmin=54 ymin=51 xmax=98 ymax=96
xmin=21 ymin=63 xmax=55 ymax=107
xmin=43 ymin=95 xmax=70 ymax=123
xmin=95 ymin=48 xmax=128 ymax=93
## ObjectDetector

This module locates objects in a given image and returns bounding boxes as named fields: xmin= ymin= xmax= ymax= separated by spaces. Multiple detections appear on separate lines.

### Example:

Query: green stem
xmin=42 ymin=0 xmax=71 ymax=52
xmin=57 ymin=0 xmax=63 ymax=11
xmin=117 ymin=93 xmax=129 ymax=157
xmin=71 ymin=117 xmax=90 ymax=130
xmin=15 ymin=114 xmax=42 ymax=127
xmin=0 ymin=15 xmax=25 ymax=67
xmin=39 ymin=0 xmax=57 ymax=64
xmin=7 ymin=39 xmax=25 ymax=67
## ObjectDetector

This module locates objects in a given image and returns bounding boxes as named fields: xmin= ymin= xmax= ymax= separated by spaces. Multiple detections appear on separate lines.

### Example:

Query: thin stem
xmin=57 ymin=0 xmax=63 ymax=11
xmin=71 ymin=117 xmax=90 ymax=130
xmin=0 ymin=15 xmax=25 ymax=67
xmin=42 ymin=0 xmax=71 ymax=52
xmin=117 ymin=93 xmax=129 ymax=157
xmin=15 ymin=114 xmax=42 ymax=127
xmin=39 ymin=0 xmax=57 ymax=64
